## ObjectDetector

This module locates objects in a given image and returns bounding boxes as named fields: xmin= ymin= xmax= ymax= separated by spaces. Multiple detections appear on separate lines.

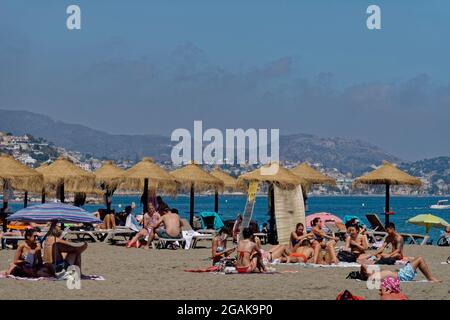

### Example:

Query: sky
xmin=0 ymin=0 xmax=449 ymax=161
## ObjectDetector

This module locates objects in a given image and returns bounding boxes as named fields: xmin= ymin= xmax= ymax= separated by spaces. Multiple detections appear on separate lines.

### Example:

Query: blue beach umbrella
xmin=6 ymin=203 xmax=102 ymax=224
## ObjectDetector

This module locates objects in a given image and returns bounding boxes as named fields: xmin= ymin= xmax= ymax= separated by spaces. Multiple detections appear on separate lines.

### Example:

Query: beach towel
xmin=0 ymin=274 xmax=105 ymax=281
xmin=125 ymin=214 xmax=141 ymax=232
xmin=182 ymin=230 xmax=203 ymax=250
xmin=269 ymin=261 xmax=361 ymax=268
xmin=184 ymin=266 xmax=219 ymax=273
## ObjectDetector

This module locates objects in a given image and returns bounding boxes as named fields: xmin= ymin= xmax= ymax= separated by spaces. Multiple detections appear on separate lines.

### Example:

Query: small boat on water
xmin=430 ymin=200 xmax=450 ymax=210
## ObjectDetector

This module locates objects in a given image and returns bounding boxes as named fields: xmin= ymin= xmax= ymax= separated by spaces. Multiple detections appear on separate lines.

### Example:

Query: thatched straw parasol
xmin=95 ymin=160 xmax=125 ymax=213
xmin=210 ymin=167 xmax=242 ymax=213
xmin=122 ymin=157 xmax=177 ymax=214
xmin=0 ymin=154 xmax=43 ymax=226
xmin=353 ymin=161 xmax=422 ymax=225
xmin=36 ymin=157 xmax=96 ymax=203
xmin=170 ymin=162 xmax=224 ymax=226
xmin=290 ymin=162 xmax=336 ymax=208
xmin=238 ymin=163 xmax=304 ymax=244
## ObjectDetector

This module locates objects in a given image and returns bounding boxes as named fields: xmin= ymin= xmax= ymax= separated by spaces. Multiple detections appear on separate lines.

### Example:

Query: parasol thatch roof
xmin=122 ymin=157 xmax=177 ymax=193
xmin=0 ymin=154 xmax=43 ymax=192
xmin=238 ymin=163 xmax=305 ymax=189
xmin=95 ymin=160 xmax=125 ymax=190
xmin=353 ymin=161 xmax=422 ymax=187
xmin=210 ymin=167 xmax=243 ymax=192
xmin=290 ymin=162 xmax=336 ymax=190
xmin=36 ymin=157 xmax=96 ymax=193
xmin=170 ymin=162 xmax=224 ymax=192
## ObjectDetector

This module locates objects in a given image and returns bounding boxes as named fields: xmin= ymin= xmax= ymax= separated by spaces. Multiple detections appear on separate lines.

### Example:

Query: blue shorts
xmin=397 ymin=263 xmax=416 ymax=281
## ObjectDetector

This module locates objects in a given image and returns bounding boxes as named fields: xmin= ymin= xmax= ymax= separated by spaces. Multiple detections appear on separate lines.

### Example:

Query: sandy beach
xmin=1 ymin=241 xmax=449 ymax=300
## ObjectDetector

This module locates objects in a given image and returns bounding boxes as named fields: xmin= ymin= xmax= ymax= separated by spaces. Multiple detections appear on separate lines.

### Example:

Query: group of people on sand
xmin=210 ymin=214 xmax=442 ymax=287
xmin=126 ymin=198 xmax=184 ymax=249
xmin=1 ymin=223 xmax=87 ymax=278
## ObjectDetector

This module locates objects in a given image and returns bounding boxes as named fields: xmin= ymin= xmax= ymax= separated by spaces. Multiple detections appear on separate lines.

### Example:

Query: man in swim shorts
xmin=148 ymin=207 xmax=183 ymax=246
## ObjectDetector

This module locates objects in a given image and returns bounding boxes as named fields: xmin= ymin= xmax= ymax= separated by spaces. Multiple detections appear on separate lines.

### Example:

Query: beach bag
xmin=346 ymin=271 xmax=364 ymax=280
xmin=336 ymin=289 xmax=364 ymax=300
xmin=375 ymin=257 xmax=397 ymax=265
xmin=337 ymin=251 xmax=357 ymax=263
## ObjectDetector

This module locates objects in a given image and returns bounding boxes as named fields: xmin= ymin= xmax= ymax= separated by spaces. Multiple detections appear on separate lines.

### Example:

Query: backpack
xmin=337 ymin=250 xmax=357 ymax=263
xmin=336 ymin=289 xmax=365 ymax=300
xmin=375 ymin=257 xmax=397 ymax=265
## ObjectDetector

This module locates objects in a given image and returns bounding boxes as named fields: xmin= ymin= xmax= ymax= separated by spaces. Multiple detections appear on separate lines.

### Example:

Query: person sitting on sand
xmin=311 ymin=217 xmax=339 ymax=264
xmin=43 ymin=223 xmax=88 ymax=276
xmin=212 ymin=227 xmax=235 ymax=265
xmin=344 ymin=223 xmax=369 ymax=262
xmin=359 ymin=256 xmax=440 ymax=283
xmin=290 ymin=223 xmax=313 ymax=249
xmin=147 ymin=207 xmax=183 ymax=248
xmin=232 ymin=215 xmax=243 ymax=243
xmin=236 ymin=227 xmax=266 ymax=273
xmin=375 ymin=222 xmax=404 ymax=261
xmin=127 ymin=203 xmax=160 ymax=248
xmin=2 ymin=228 xmax=50 ymax=278
xmin=379 ymin=277 xmax=408 ymax=300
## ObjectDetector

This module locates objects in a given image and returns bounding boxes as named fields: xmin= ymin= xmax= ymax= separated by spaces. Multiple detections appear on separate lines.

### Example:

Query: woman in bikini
xmin=288 ymin=239 xmax=315 ymax=263
xmin=211 ymin=227 xmax=235 ymax=265
xmin=236 ymin=227 xmax=266 ymax=273
xmin=290 ymin=223 xmax=313 ymax=249
xmin=311 ymin=217 xmax=339 ymax=264
xmin=2 ymin=228 xmax=50 ymax=277
xmin=344 ymin=223 xmax=369 ymax=262
xmin=43 ymin=223 xmax=88 ymax=276
xmin=127 ymin=203 xmax=160 ymax=248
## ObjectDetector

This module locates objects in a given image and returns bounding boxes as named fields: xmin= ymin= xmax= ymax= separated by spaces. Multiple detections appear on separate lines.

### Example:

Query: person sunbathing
xmin=359 ymin=256 xmax=441 ymax=283
xmin=211 ymin=227 xmax=235 ymax=265
xmin=127 ymin=203 xmax=160 ymax=248
xmin=2 ymin=228 xmax=50 ymax=278
xmin=311 ymin=217 xmax=339 ymax=264
xmin=288 ymin=239 xmax=315 ymax=263
xmin=375 ymin=222 xmax=404 ymax=261
xmin=344 ymin=223 xmax=369 ymax=262
xmin=43 ymin=223 xmax=88 ymax=275
xmin=147 ymin=207 xmax=183 ymax=248
xmin=290 ymin=223 xmax=313 ymax=249
xmin=236 ymin=227 xmax=266 ymax=273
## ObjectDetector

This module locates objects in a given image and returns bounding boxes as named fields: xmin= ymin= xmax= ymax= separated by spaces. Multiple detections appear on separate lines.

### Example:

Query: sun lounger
xmin=1 ymin=235 xmax=25 ymax=249
xmin=154 ymin=236 xmax=186 ymax=249
xmin=325 ymin=222 xmax=347 ymax=241
xmin=181 ymin=219 xmax=215 ymax=249
xmin=365 ymin=214 xmax=429 ymax=245
xmin=254 ymin=232 xmax=268 ymax=244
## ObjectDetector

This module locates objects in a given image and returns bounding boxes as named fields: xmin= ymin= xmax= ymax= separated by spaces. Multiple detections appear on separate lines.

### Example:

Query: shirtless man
xmin=148 ymin=207 xmax=182 ymax=247
xmin=375 ymin=223 xmax=404 ymax=261
xmin=344 ymin=224 xmax=369 ymax=262
xmin=236 ymin=227 xmax=266 ymax=273
xmin=360 ymin=256 xmax=440 ymax=283
xmin=127 ymin=203 xmax=160 ymax=248
xmin=311 ymin=218 xmax=339 ymax=264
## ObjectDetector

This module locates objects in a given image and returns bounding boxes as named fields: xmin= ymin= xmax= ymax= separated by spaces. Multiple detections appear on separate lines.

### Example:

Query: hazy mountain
xmin=0 ymin=109 xmax=402 ymax=174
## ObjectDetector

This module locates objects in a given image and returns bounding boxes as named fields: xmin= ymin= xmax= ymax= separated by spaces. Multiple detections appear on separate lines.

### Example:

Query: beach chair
xmin=0 ymin=234 xmax=25 ymax=249
xmin=325 ymin=222 xmax=347 ymax=241
xmin=365 ymin=214 xmax=429 ymax=246
xmin=180 ymin=218 xmax=215 ymax=249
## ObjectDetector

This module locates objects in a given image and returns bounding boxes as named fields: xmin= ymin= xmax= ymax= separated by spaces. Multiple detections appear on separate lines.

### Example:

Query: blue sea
xmin=9 ymin=195 xmax=450 ymax=242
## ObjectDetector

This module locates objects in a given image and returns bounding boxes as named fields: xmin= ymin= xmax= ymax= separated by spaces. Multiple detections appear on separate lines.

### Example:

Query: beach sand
xmin=1 ymin=242 xmax=449 ymax=300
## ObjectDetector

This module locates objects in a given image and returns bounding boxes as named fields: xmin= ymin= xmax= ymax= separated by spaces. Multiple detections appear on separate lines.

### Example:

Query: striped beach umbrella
xmin=6 ymin=203 xmax=101 ymax=224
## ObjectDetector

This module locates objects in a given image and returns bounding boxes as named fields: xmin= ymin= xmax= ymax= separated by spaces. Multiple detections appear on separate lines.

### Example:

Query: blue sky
xmin=1 ymin=0 xmax=449 ymax=160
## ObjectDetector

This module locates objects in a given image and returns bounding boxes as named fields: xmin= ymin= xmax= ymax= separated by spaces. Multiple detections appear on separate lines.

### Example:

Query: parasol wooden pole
xmin=1 ymin=182 xmax=8 ymax=232
xmin=268 ymin=184 xmax=276 ymax=244
xmin=59 ymin=183 xmax=65 ymax=203
xmin=143 ymin=178 xmax=149 ymax=214
xmin=41 ymin=189 xmax=46 ymax=204
xmin=24 ymin=191 xmax=28 ymax=208
xmin=214 ymin=187 xmax=219 ymax=213
xmin=190 ymin=183 xmax=195 ymax=227
xmin=385 ymin=183 xmax=390 ymax=226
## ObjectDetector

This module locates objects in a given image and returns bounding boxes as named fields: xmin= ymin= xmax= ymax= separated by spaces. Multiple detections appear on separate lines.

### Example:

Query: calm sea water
xmin=9 ymin=195 xmax=450 ymax=242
